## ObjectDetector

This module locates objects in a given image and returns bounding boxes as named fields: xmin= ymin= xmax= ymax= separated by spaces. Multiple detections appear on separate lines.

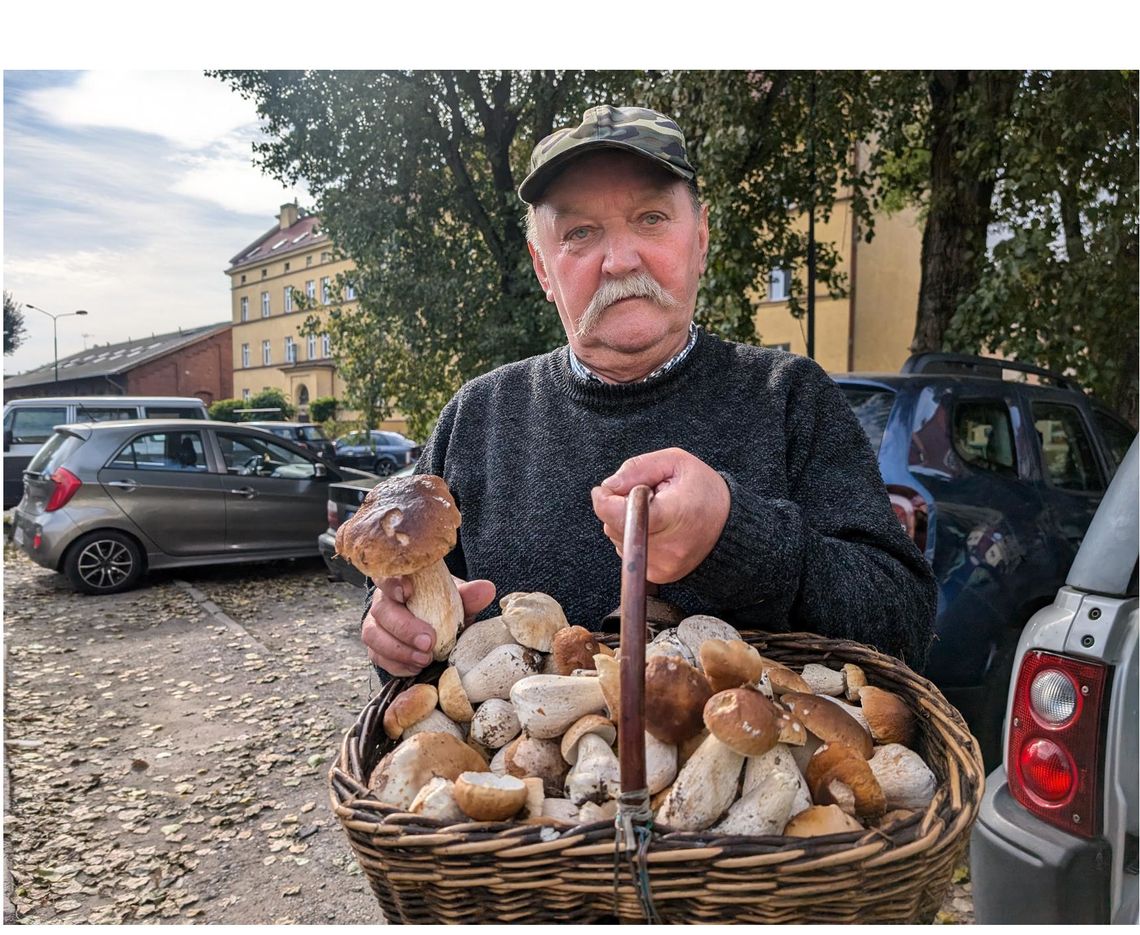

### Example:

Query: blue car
xmin=836 ymin=352 xmax=1135 ymax=769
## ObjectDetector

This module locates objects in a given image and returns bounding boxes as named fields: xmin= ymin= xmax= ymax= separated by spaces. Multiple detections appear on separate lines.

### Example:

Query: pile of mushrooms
xmin=363 ymin=595 xmax=938 ymax=835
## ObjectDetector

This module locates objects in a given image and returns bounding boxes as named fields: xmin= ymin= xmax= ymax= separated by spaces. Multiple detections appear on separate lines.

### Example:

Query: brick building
xmin=2 ymin=323 xmax=233 ymax=404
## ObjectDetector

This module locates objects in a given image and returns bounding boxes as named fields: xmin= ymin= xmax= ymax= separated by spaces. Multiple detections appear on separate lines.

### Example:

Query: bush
xmin=248 ymin=388 xmax=294 ymax=420
xmin=208 ymin=398 xmax=245 ymax=422
xmin=310 ymin=395 xmax=338 ymax=423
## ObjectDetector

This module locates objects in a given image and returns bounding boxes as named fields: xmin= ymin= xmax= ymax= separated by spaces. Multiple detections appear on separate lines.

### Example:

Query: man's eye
xmin=643 ymin=212 xmax=666 ymax=225
xmin=566 ymin=227 xmax=590 ymax=241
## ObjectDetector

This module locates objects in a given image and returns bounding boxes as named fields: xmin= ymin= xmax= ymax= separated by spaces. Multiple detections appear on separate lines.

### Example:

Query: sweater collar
xmin=566 ymin=321 xmax=700 ymax=385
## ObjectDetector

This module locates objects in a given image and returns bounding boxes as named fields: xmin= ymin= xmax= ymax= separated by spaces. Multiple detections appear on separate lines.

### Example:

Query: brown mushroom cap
xmin=437 ymin=666 xmax=474 ymax=723
xmin=782 ymin=692 xmax=874 ymax=759
xmin=500 ymin=592 xmax=570 ymax=652
xmin=593 ymin=653 xmax=621 ymax=721
xmin=858 ymin=686 xmax=917 ymax=748
xmin=367 ymin=731 xmax=488 ymax=810
xmin=552 ymin=626 xmax=606 ymax=676
xmin=757 ymin=656 xmax=811 ymax=695
xmin=453 ymin=771 xmax=528 ymax=821
xmin=699 ymin=639 xmax=765 ymax=694
xmin=383 ymin=684 xmax=440 ymax=739
xmin=805 ymin=741 xmax=887 ymax=819
xmin=335 ymin=474 xmax=460 ymax=578
xmin=843 ymin=663 xmax=867 ymax=702
xmin=702 ymin=687 xmax=781 ymax=756
xmin=560 ymin=714 xmax=617 ymax=764
xmin=783 ymin=804 xmax=864 ymax=837
xmin=644 ymin=655 xmax=713 ymax=745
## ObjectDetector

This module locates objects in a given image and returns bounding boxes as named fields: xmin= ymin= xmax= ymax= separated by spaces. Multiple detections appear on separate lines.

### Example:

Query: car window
xmin=26 ymin=431 xmax=86 ymax=475
xmin=75 ymin=405 xmax=139 ymax=423
xmin=953 ymin=401 xmax=1018 ymax=474
xmin=216 ymin=431 xmax=316 ymax=479
xmin=1033 ymin=403 xmax=1105 ymax=492
xmin=108 ymin=431 xmax=208 ymax=473
xmin=144 ymin=406 xmax=206 ymax=419
xmin=840 ymin=387 xmax=896 ymax=453
xmin=300 ymin=426 xmax=327 ymax=441
xmin=1092 ymin=410 xmax=1136 ymax=475
xmin=8 ymin=407 xmax=68 ymax=444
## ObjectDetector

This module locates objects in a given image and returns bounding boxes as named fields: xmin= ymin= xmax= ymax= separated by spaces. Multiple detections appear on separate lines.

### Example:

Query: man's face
xmin=528 ymin=150 xmax=709 ymax=382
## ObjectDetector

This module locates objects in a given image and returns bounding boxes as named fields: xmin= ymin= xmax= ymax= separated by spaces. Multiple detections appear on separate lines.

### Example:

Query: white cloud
xmin=24 ymin=71 xmax=259 ymax=150
xmin=172 ymin=152 xmax=308 ymax=217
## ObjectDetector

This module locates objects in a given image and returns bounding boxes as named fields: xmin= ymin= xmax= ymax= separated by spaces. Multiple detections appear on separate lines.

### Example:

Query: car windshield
xmin=840 ymin=387 xmax=896 ymax=453
xmin=300 ymin=426 xmax=328 ymax=441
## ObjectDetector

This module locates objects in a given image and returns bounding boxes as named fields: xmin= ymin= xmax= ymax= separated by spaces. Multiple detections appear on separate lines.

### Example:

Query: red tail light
xmin=327 ymin=499 xmax=340 ymax=530
xmin=45 ymin=468 xmax=82 ymax=512
xmin=887 ymin=485 xmax=928 ymax=552
xmin=1006 ymin=650 xmax=1107 ymax=837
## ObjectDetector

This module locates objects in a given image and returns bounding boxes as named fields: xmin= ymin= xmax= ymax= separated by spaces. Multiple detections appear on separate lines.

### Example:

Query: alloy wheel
xmin=75 ymin=538 xmax=136 ymax=591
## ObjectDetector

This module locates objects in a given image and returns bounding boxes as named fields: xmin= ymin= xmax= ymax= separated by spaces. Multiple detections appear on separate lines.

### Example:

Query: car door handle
xmin=106 ymin=479 xmax=139 ymax=491
xmin=229 ymin=486 xmax=257 ymax=498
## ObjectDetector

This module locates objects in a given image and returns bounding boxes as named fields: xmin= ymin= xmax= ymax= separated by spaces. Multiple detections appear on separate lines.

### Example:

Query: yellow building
xmin=751 ymin=166 xmax=923 ymax=374
xmin=225 ymin=203 xmax=354 ymax=416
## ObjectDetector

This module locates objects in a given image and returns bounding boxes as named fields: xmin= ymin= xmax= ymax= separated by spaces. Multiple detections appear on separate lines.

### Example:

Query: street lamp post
xmin=25 ymin=305 xmax=89 ymax=385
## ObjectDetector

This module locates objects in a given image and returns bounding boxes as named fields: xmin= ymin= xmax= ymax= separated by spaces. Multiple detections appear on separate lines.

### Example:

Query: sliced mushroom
xmin=368 ymin=731 xmax=488 ymax=810
xmin=499 ymin=591 xmax=569 ymax=652
xmin=453 ymin=771 xmax=528 ymax=821
xmin=409 ymin=776 xmax=465 ymax=822
xmin=561 ymin=715 xmax=620 ymax=807
xmin=783 ymin=804 xmax=864 ymax=837
xmin=868 ymin=743 xmax=936 ymax=810
xmin=461 ymin=643 xmax=544 ymax=704
xmin=509 ymin=674 xmax=606 ymax=739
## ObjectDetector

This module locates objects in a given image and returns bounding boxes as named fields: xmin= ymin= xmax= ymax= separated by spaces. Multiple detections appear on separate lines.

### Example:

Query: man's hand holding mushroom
xmin=591 ymin=447 xmax=730 ymax=584
xmin=337 ymin=474 xmax=496 ymax=677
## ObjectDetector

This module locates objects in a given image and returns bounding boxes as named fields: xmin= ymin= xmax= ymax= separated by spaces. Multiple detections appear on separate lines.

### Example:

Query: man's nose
xmin=600 ymin=229 xmax=642 ymax=278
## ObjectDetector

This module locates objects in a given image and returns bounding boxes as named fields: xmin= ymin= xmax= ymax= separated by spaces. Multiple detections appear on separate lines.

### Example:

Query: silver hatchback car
xmin=11 ymin=419 xmax=375 ymax=594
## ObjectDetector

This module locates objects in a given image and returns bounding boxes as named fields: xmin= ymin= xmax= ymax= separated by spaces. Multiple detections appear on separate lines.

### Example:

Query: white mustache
xmin=575 ymin=273 xmax=680 ymax=338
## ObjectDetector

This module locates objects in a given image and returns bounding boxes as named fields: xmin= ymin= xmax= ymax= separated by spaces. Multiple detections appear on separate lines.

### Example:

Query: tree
xmin=208 ymin=398 xmax=245 ymax=422
xmin=309 ymin=395 xmax=338 ymax=423
xmin=213 ymin=70 xmax=634 ymax=438
xmin=949 ymin=71 xmax=1139 ymax=424
xmin=4 ymin=291 xmax=27 ymax=355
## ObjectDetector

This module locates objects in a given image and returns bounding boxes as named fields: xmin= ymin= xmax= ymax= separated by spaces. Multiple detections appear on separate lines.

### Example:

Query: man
xmin=361 ymin=105 xmax=937 ymax=679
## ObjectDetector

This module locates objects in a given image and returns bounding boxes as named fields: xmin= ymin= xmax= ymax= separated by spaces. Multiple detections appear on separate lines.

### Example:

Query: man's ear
xmin=697 ymin=203 xmax=710 ymax=275
xmin=528 ymin=241 xmax=552 ymax=299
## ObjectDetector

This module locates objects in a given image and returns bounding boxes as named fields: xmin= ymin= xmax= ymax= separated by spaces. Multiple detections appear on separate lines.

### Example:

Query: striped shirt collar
xmin=567 ymin=321 xmax=699 ymax=384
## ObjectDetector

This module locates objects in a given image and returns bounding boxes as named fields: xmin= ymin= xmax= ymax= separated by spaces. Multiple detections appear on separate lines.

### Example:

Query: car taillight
xmin=1006 ymin=649 xmax=1108 ymax=838
xmin=887 ymin=485 xmax=928 ymax=552
xmin=45 ymin=468 xmax=82 ymax=512
xmin=327 ymin=499 xmax=340 ymax=530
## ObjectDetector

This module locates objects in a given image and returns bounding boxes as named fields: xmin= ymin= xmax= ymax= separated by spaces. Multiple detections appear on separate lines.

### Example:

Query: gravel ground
xmin=2 ymin=542 xmax=975 ymax=924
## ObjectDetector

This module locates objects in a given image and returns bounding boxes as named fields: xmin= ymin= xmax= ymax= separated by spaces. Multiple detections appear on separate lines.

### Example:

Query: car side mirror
xmin=313 ymin=462 xmax=328 ymax=479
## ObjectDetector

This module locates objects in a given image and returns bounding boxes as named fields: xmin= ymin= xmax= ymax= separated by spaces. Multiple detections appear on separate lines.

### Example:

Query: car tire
xmin=373 ymin=458 xmax=398 ymax=477
xmin=64 ymin=530 xmax=145 ymax=595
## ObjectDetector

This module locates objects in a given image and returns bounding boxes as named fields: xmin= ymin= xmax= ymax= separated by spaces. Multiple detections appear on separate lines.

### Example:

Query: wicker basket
xmin=329 ymin=488 xmax=985 ymax=924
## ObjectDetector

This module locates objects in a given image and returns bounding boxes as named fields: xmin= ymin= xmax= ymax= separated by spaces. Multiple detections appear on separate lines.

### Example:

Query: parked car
xmin=835 ymin=352 xmax=1135 ymax=769
xmin=970 ymin=438 xmax=1137 ymax=924
xmin=244 ymin=421 xmax=336 ymax=462
xmin=10 ymin=419 xmax=376 ymax=594
xmin=3 ymin=396 xmax=209 ymax=509
xmin=332 ymin=430 xmax=421 ymax=477
xmin=319 ymin=464 xmax=415 ymax=587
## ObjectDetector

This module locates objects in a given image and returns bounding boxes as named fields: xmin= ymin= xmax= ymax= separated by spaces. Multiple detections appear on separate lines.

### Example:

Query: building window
xmin=261 ymin=291 xmax=271 ymax=317
xmin=285 ymin=336 xmax=296 ymax=364
xmin=306 ymin=255 xmax=313 ymax=268
xmin=262 ymin=340 xmax=272 ymax=366
xmin=307 ymin=334 xmax=317 ymax=360
xmin=321 ymin=334 xmax=331 ymax=358
xmin=240 ymin=274 xmax=246 ymax=284
xmin=320 ymin=276 xmax=331 ymax=304
xmin=305 ymin=280 xmax=316 ymax=301
xmin=321 ymin=251 xmax=332 ymax=263
xmin=345 ymin=281 xmax=357 ymax=300
xmin=284 ymin=262 xmax=291 ymax=272
xmin=241 ymin=343 xmax=250 ymax=368
xmin=284 ymin=286 xmax=293 ymax=313
xmin=242 ymin=388 xmax=251 ymax=401
xmin=240 ymin=296 xmax=249 ymax=321
xmin=768 ymin=268 xmax=790 ymax=302
xmin=261 ymin=267 xmax=268 ymax=278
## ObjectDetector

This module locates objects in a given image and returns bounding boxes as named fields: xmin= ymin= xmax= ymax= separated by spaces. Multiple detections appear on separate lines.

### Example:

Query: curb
xmin=173 ymin=579 xmax=273 ymax=655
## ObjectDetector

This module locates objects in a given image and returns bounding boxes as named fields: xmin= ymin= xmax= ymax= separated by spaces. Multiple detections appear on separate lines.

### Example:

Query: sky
xmin=3 ymin=4 xmax=1130 ymax=381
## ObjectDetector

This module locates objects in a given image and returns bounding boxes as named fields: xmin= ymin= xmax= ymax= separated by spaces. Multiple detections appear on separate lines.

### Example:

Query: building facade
xmin=3 ymin=324 xmax=232 ymax=402
xmin=226 ymin=204 xmax=354 ymax=416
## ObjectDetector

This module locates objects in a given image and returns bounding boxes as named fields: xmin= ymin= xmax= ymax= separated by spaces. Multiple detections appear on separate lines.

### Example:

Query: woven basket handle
xmin=617 ymin=484 xmax=652 ymax=794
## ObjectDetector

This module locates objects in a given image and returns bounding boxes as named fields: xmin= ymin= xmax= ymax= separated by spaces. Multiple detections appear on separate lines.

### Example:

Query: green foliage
xmin=309 ymin=395 xmax=338 ymax=423
xmin=4 ymin=291 xmax=26 ymax=355
xmin=247 ymin=387 xmax=295 ymax=420
xmin=212 ymin=69 xmax=634 ymax=436
xmin=948 ymin=70 xmax=1139 ymax=424
xmin=208 ymin=398 xmax=245 ymax=422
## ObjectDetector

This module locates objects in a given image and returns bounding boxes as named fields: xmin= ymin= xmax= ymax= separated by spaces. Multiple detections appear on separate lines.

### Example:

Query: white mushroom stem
xmin=409 ymin=777 xmax=465 ymax=822
xmin=645 ymin=732 xmax=678 ymax=796
xmin=406 ymin=560 xmax=463 ymax=661
xmin=565 ymin=734 xmax=621 ymax=806
xmin=742 ymin=743 xmax=812 ymax=819
xmin=403 ymin=709 xmax=464 ymax=742
xmin=712 ymin=769 xmax=801 ymax=835
xmin=655 ymin=734 xmax=745 ymax=832
xmin=461 ymin=643 xmax=543 ymax=703
xmin=869 ymin=744 xmax=937 ymax=810
xmin=449 ymin=616 xmax=513 ymax=677
xmin=540 ymin=798 xmax=580 ymax=823
xmin=509 ymin=675 xmax=606 ymax=739
xmin=800 ymin=663 xmax=846 ymax=697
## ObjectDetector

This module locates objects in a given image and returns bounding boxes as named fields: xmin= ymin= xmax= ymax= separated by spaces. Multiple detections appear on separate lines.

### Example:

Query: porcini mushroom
xmin=858 ymin=686 xmax=917 ymax=748
xmin=711 ymin=769 xmax=802 ymax=836
xmin=783 ymin=804 xmax=864 ymax=837
xmin=468 ymin=698 xmax=522 ymax=750
xmin=644 ymin=731 xmax=678 ymax=795
xmin=800 ymin=663 xmax=846 ymax=697
xmin=804 ymin=741 xmax=887 ymax=819
xmin=676 ymin=615 xmax=742 ymax=662
xmin=868 ymin=743 xmax=936 ymax=810
xmin=757 ymin=656 xmax=812 ymax=695
xmin=644 ymin=655 xmax=713 ymax=745
xmin=702 ymin=687 xmax=782 ymax=757
xmin=368 ymin=731 xmax=488 ymax=810
xmin=499 ymin=591 xmax=569 ymax=652
xmin=655 ymin=732 xmax=745 ymax=832
xmin=561 ymin=715 xmax=620 ymax=806
xmin=449 ymin=616 xmax=514 ymax=677
xmin=742 ymin=743 xmax=812 ymax=816
xmin=843 ymin=663 xmax=867 ymax=702
xmin=383 ymin=684 xmax=439 ymax=739
xmin=501 ymin=734 xmax=568 ymax=797
xmin=698 ymin=638 xmax=765 ymax=694
xmin=551 ymin=626 xmax=609 ymax=675
xmin=461 ymin=643 xmax=544 ymax=704
xmin=453 ymin=771 xmax=528 ymax=822
xmin=645 ymin=628 xmax=696 ymax=666
xmin=509 ymin=674 xmax=607 ymax=739
xmin=335 ymin=474 xmax=462 ymax=660
xmin=782 ymin=691 xmax=875 ymax=768
xmin=437 ymin=665 xmax=475 ymax=723
xmin=409 ymin=776 xmax=465 ymax=822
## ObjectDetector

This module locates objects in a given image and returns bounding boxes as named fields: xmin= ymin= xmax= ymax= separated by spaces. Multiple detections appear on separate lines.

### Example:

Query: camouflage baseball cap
xmin=518 ymin=105 xmax=696 ymax=205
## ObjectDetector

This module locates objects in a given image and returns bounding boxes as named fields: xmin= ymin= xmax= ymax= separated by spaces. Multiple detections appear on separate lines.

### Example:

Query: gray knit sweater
xmin=365 ymin=330 xmax=936 ymax=676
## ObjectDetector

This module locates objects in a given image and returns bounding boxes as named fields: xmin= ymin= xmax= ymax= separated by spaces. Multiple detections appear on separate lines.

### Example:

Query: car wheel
xmin=373 ymin=458 xmax=398 ymax=477
xmin=64 ymin=530 xmax=145 ymax=595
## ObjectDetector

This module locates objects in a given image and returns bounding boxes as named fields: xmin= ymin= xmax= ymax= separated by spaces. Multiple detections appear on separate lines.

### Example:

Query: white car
xmin=970 ymin=439 xmax=1138 ymax=923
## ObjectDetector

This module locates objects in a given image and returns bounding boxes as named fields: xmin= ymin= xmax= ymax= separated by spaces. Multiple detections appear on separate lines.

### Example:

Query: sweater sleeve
xmin=683 ymin=360 xmax=937 ymax=671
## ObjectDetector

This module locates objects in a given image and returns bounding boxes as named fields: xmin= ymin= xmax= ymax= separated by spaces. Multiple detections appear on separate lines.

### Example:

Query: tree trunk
xmin=911 ymin=71 xmax=1018 ymax=354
